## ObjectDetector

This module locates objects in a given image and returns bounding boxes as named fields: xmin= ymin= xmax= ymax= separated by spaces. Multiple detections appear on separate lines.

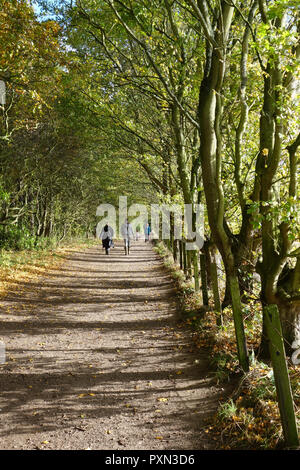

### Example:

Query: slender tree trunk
xmin=209 ymin=245 xmax=223 ymax=326
xmin=192 ymin=250 xmax=200 ymax=291
xmin=183 ymin=241 xmax=187 ymax=275
xmin=179 ymin=240 xmax=183 ymax=269
xmin=186 ymin=249 xmax=192 ymax=279
xmin=200 ymin=251 xmax=209 ymax=305
xmin=196 ymin=2 xmax=249 ymax=371
xmin=173 ymin=239 xmax=178 ymax=264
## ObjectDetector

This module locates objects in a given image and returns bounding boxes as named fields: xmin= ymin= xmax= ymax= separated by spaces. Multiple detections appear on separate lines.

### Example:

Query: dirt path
xmin=0 ymin=241 xmax=226 ymax=450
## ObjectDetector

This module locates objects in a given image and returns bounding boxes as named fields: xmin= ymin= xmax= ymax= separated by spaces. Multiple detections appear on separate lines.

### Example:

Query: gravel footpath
xmin=0 ymin=241 xmax=226 ymax=450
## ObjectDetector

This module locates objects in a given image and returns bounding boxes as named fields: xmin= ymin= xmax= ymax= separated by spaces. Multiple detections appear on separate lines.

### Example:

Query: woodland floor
xmin=0 ymin=241 xmax=230 ymax=450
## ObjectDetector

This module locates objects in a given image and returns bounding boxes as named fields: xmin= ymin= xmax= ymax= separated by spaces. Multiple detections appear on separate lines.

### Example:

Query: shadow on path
xmin=0 ymin=242 xmax=227 ymax=450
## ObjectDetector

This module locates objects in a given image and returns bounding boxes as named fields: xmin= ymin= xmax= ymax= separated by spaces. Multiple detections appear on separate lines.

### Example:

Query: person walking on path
xmin=99 ymin=223 xmax=114 ymax=255
xmin=121 ymin=219 xmax=134 ymax=255
xmin=147 ymin=223 xmax=151 ymax=241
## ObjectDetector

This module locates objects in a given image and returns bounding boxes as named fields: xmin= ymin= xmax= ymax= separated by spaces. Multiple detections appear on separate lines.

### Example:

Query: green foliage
xmin=1 ymin=0 xmax=300 ymax=448
xmin=0 ymin=225 xmax=59 ymax=251
xmin=0 ymin=226 xmax=35 ymax=251
xmin=217 ymin=399 xmax=238 ymax=421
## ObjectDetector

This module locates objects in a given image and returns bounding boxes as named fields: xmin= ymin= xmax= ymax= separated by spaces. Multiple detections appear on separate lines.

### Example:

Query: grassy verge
xmin=0 ymin=236 xmax=97 ymax=299
xmin=153 ymin=241 xmax=300 ymax=450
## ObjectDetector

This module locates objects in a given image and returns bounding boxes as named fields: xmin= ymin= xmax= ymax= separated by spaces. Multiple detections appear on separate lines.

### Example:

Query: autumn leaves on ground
xmin=0 ymin=241 xmax=228 ymax=450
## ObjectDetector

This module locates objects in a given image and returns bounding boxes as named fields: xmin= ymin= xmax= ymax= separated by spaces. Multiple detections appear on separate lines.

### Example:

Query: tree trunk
xmin=229 ymin=275 xmax=249 ymax=371
xmin=179 ymin=240 xmax=183 ymax=270
xmin=278 ymin=299 xmax=300 ymax=356
xmin=209 ymin=245 xmax=223 ymax=326
xmin=173 ymin=239 xmax=178 ymax=264
xmin=196 ymin=2 xmax=249 ymax=371
xmin=192 ymin=250 xmax=200 ymax=291
xmin=183 ymin=241 xmax=187 ymax=275
xmin=186 ymin=249 xmax=192 ymax=279
xmin=258 ymin=267 xmax=300 ymax=359
xmin=200 ymin=252 xmax=209 ymax=305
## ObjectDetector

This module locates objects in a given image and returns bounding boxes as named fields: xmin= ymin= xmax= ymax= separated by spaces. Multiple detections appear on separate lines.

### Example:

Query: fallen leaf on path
xmin=74 ymin=426 xmax=86 ymax=432
xmin=157 ymin=397 xmax=168 ymax=402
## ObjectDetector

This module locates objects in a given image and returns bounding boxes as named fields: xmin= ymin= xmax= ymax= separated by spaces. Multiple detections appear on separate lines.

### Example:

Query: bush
xmin=0 ymin=226 xmax=33 ymax=250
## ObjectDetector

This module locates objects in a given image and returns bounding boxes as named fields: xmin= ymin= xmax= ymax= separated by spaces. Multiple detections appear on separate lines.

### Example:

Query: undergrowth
xmin=154 ymin=241 xmax=300 ymax=450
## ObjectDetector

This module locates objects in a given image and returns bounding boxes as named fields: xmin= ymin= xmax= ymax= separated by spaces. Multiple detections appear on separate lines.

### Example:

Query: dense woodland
xmin=0 ymin=0 xmax=299 ymax=449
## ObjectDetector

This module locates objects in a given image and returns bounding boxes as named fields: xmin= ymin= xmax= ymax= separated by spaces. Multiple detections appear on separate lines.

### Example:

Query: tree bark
xmin=196 ymin=2 xmax=249 ymax=370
